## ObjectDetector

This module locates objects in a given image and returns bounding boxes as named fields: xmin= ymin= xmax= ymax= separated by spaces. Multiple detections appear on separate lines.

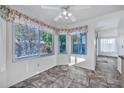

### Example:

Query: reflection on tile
xmin=10 ymin=56 xmax=121 ymax=88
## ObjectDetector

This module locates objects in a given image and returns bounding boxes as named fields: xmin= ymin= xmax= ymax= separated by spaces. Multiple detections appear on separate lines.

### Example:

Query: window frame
xmin=12 ymin=22 xmax=55 ymax=62
xmin=39 ymin=29 xmax=55 ymax=56
xmin=58 ymin=34 xmax=67 ymax=54
xmin=71 ymin=32 xmax=87 ymax=55
xmin=99 ymin=37 xmax=117 ymax=53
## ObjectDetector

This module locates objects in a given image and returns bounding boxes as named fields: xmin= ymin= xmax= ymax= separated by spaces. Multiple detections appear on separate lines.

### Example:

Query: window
xmin=100 ymin=38 xmax=116 ymax=53
xmin=14 ymin=23 xmax=54 ymax=59
xmin=15 ymin=23 xmax=39 ymax=58
xmin=59 ymin=34 xmax=66 ymax=53
xmin=72 ymin=32 xmax=87 ymax=54
xmin=39 ymin=31 xmax=54 ymax=55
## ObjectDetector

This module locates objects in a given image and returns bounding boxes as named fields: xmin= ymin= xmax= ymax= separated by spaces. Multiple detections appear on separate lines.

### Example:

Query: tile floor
xmin=10 ymin=56 xmax=121 ymax=88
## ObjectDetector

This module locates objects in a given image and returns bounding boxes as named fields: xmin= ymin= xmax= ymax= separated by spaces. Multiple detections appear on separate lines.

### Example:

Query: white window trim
xmin=71 ymin=32 xmax=87 ymax=55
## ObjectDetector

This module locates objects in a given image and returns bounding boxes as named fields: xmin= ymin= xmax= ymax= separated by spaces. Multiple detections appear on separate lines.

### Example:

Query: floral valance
xmin=0 ymin=5 xmax=88 ymax=33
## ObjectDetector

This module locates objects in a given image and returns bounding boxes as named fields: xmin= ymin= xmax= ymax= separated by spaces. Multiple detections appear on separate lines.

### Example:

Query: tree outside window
xmin=39 ymin=31 xmax=53 ymax=55
xmin=15 ymin=23 xmax=54 ymax=59
xmin=59 ymin=34 xmax=66 ymax=53
xmin=72 ymin=32 xmax=87 ymax=54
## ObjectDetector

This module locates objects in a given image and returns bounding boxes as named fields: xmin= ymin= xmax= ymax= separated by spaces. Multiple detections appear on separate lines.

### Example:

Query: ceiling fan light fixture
xmin=58 ymin=15 xmax=62 ymax=18
xmin=65 ymin=16 xmax=69 ymax=19
xmin=54 ymin=6 xmax=76 ymax=22
xmin=68 ymin=13 xmax=72 ymax=17
xmin=62 ymin=11 xmax=67 ymax=16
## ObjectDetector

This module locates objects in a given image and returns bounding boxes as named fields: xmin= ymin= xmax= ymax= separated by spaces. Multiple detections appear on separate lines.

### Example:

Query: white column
xmin=87 ymin=23 xmax=96 ymax=70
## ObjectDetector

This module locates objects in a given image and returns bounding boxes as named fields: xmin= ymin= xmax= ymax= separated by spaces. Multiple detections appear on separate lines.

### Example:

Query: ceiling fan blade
xmin=70 ymin=5 xmax=91 ymax=10
xmin=41 ymin=5 xmax=60 ymax=10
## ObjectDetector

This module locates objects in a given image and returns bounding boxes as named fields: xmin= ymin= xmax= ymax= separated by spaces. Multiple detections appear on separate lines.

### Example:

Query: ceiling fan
xmin=41 ymin=5 xmax=91 ymax=22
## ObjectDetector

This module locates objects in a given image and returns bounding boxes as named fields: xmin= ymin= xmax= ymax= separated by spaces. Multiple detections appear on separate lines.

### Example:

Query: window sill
xmin=40 ymin=53 xmax=55 ymax=57
xmin=58 ymin=53 xmax=67 ymax=55
xmin=71 ymin=53 xmax=86 ymax=55
xmin=13 ymin=53 xmax=55 ymax=63
xmin=71 ymin=54 xmax=87 ymax=56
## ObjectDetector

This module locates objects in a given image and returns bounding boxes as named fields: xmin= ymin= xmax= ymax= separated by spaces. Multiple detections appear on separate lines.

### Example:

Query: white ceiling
xmin=9 ymin=5 xmax=124 ymax=28
xmin=95 ymin=17 xmax=120 ymax=31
